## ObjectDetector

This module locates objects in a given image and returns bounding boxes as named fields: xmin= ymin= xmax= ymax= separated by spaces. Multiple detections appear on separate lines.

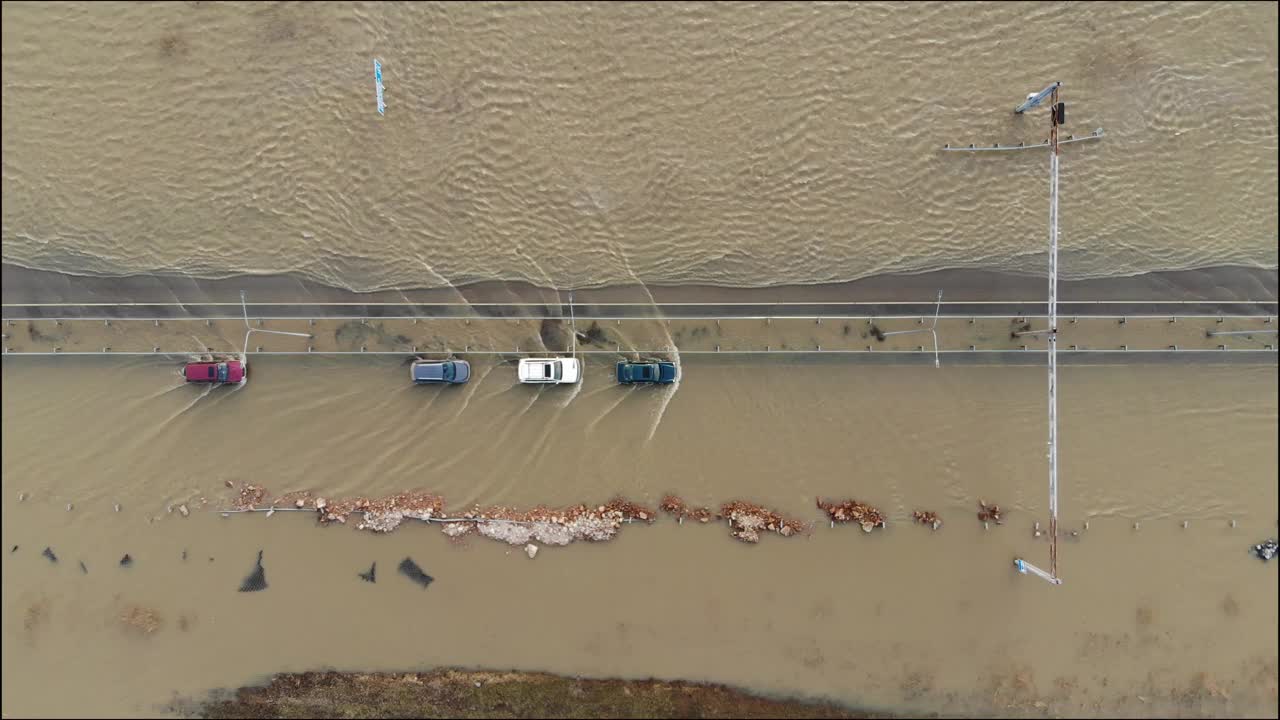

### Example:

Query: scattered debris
xmin=18 ymin=492 xmax=25 ymax=502
xmin=236 ymin=486 xmax=658 ymax=549
xmin=398 ymin=557 xmax=434 ymax=589
xmin=79 ymin=561 xmax=88 ymax=574
xmin=10 ymin=545 xmax=17 ymax=554
xmin=322 ymin=491 xmax=445 ymax=532
xmin=65 ymin=503 xmax=73 ymax=512
xmin=719 ymin=501 xmax=808 ymax=543
xmin=525 ymin=544 xmax=539 ymax=559
xmin=42 ymin=547 xmax=58 ymax=563
xmin=579 ymin=322 xmax=609 ymax=345
xmin=817 ymin=498 xmax=886 ymax=533
xmin=182 ymin=549 xmax=188 ymax=561
xmin=238 ymin=550 xmax=267 ymax=592
xmin=977 ymin=500 xmax=1003 ymax=524
xmin=659 ymin=494 xmax=714 ymax=523
xmin=912 ymin=510 xmax=942 ymax=530
xmin=232 ymin=484 xmax=268 ymax=510
xmin=178 ymin=504 xmax=190 ymax=518
xmin=358 ymin=562 xmax=377 ymax=583
xmin=120 ymin=554 xmax=133 ymax=567
xmin=114 ymin=503 xmax=121 ymax=513
xmin=1252 ymin=538 xmax=1278 ymax=562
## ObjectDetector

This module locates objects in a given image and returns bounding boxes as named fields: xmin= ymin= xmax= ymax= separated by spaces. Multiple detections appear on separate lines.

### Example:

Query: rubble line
xmin=218 ymin=508 xmax=650 ymax=526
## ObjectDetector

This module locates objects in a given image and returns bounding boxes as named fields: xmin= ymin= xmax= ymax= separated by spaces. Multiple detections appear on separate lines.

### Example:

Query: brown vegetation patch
xmin=191 ymin=669 xmax=882 ymax=719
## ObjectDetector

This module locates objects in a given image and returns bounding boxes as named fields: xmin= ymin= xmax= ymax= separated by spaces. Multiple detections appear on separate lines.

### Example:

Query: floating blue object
xmin=374 ymin=59 xmax=386 ymax=115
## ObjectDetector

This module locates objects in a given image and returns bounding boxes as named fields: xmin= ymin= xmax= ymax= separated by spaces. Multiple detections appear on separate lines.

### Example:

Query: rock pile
xmin=912 ymin=510 xmax=942 ymax=530
xmin=659 ymin=495 xmax=714 ymax=523
xmin=232 ymin=484 xmax=268 ymax=510
xmin=977 ymin=500 xmax=1003 ymax=524
xmin=719 ymin=501 xmax=808 ymax=543
xmin=323 ymin=492 xmax=446 ymax=532
xmin=443 ymin=498 xmax=656 ymax=547
xmin=816 ymin=498 xmax=886 ymax=533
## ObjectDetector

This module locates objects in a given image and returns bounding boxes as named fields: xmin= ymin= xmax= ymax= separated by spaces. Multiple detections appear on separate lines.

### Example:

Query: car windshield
xmin=443 ymin=364 xmax=454 ymax=381
xmin=206 ymin=366 xmax=215 ymax=378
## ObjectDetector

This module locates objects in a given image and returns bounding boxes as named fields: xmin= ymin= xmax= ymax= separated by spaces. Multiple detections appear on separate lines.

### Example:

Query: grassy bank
xmin=192 ymin=669 xmax=898 ymax=719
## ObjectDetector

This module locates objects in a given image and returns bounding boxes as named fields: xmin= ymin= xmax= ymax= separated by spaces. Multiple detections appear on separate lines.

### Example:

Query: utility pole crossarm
xmin=1016 ymin=81 xmax=1061 ymax=114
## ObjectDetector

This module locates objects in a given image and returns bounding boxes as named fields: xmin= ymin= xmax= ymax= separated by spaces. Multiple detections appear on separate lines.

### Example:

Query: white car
xmin=517 ymin=357 xmax=581 ymax=384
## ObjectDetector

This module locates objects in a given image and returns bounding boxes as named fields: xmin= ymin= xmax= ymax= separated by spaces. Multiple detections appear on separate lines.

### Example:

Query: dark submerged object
xmin=119 ymin=554 xmax=133 ymax=567
xmin=1252 ymin=538 xmax=1278 ymax=562
xmin=358 ymin=562 xmax=377 ymax=584
xmin=10 ymin=545 xmax=18 ymax=554
xmin=79 ymin=561 xmax=88 ymax=574
xmin=42 ymin=547 xmax=58 ymax=563
xmin=238 ymin=550 xmax=267 ymax=592
xmin=398 ymin=557 xmax=433 ymax=589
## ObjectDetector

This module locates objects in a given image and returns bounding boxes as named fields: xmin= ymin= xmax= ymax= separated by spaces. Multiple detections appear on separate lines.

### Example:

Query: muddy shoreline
xmin=184 ymin=669 xmax=895 ymax=719
xmin=3 ymin=263 xmax=1276 ymax=305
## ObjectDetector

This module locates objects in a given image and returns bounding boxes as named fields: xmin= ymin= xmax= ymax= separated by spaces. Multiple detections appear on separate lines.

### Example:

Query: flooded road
xmin=2 ymin=0 xmax=1278 ymax=717
xmin=2 ymin=357 xmax=1277 ymax=717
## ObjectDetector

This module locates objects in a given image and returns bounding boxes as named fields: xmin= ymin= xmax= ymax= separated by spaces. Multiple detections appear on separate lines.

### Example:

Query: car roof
xmin=412 ymin=361 xmax=446 ymax=380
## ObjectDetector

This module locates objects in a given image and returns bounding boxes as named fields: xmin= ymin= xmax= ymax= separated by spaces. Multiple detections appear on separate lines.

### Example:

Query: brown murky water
xmin=2 ymin=1 xmax=1279 ymax=718
xmin=1 ymin=1 xmax=1277 ymax=290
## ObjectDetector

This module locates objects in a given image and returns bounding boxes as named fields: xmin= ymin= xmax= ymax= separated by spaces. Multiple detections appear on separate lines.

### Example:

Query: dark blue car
xmin=410 ymin=359 xmax=470 ymax=384
xmin=616 ymin=360 xmax=678 ymax=384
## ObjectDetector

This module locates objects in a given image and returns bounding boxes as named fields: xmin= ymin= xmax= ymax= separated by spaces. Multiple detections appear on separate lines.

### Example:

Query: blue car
xmin=410 ymin=359 xmax=470 ymax=384
xmin=616 ymin=360 xmax=678 ymax=384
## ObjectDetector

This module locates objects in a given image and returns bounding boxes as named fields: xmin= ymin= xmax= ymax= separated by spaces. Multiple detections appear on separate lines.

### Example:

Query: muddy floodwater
xmin=2 ymin=0 xmax=1278 ymax=717
xmin=2 ymin=355 xmax=1277 ymax=717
